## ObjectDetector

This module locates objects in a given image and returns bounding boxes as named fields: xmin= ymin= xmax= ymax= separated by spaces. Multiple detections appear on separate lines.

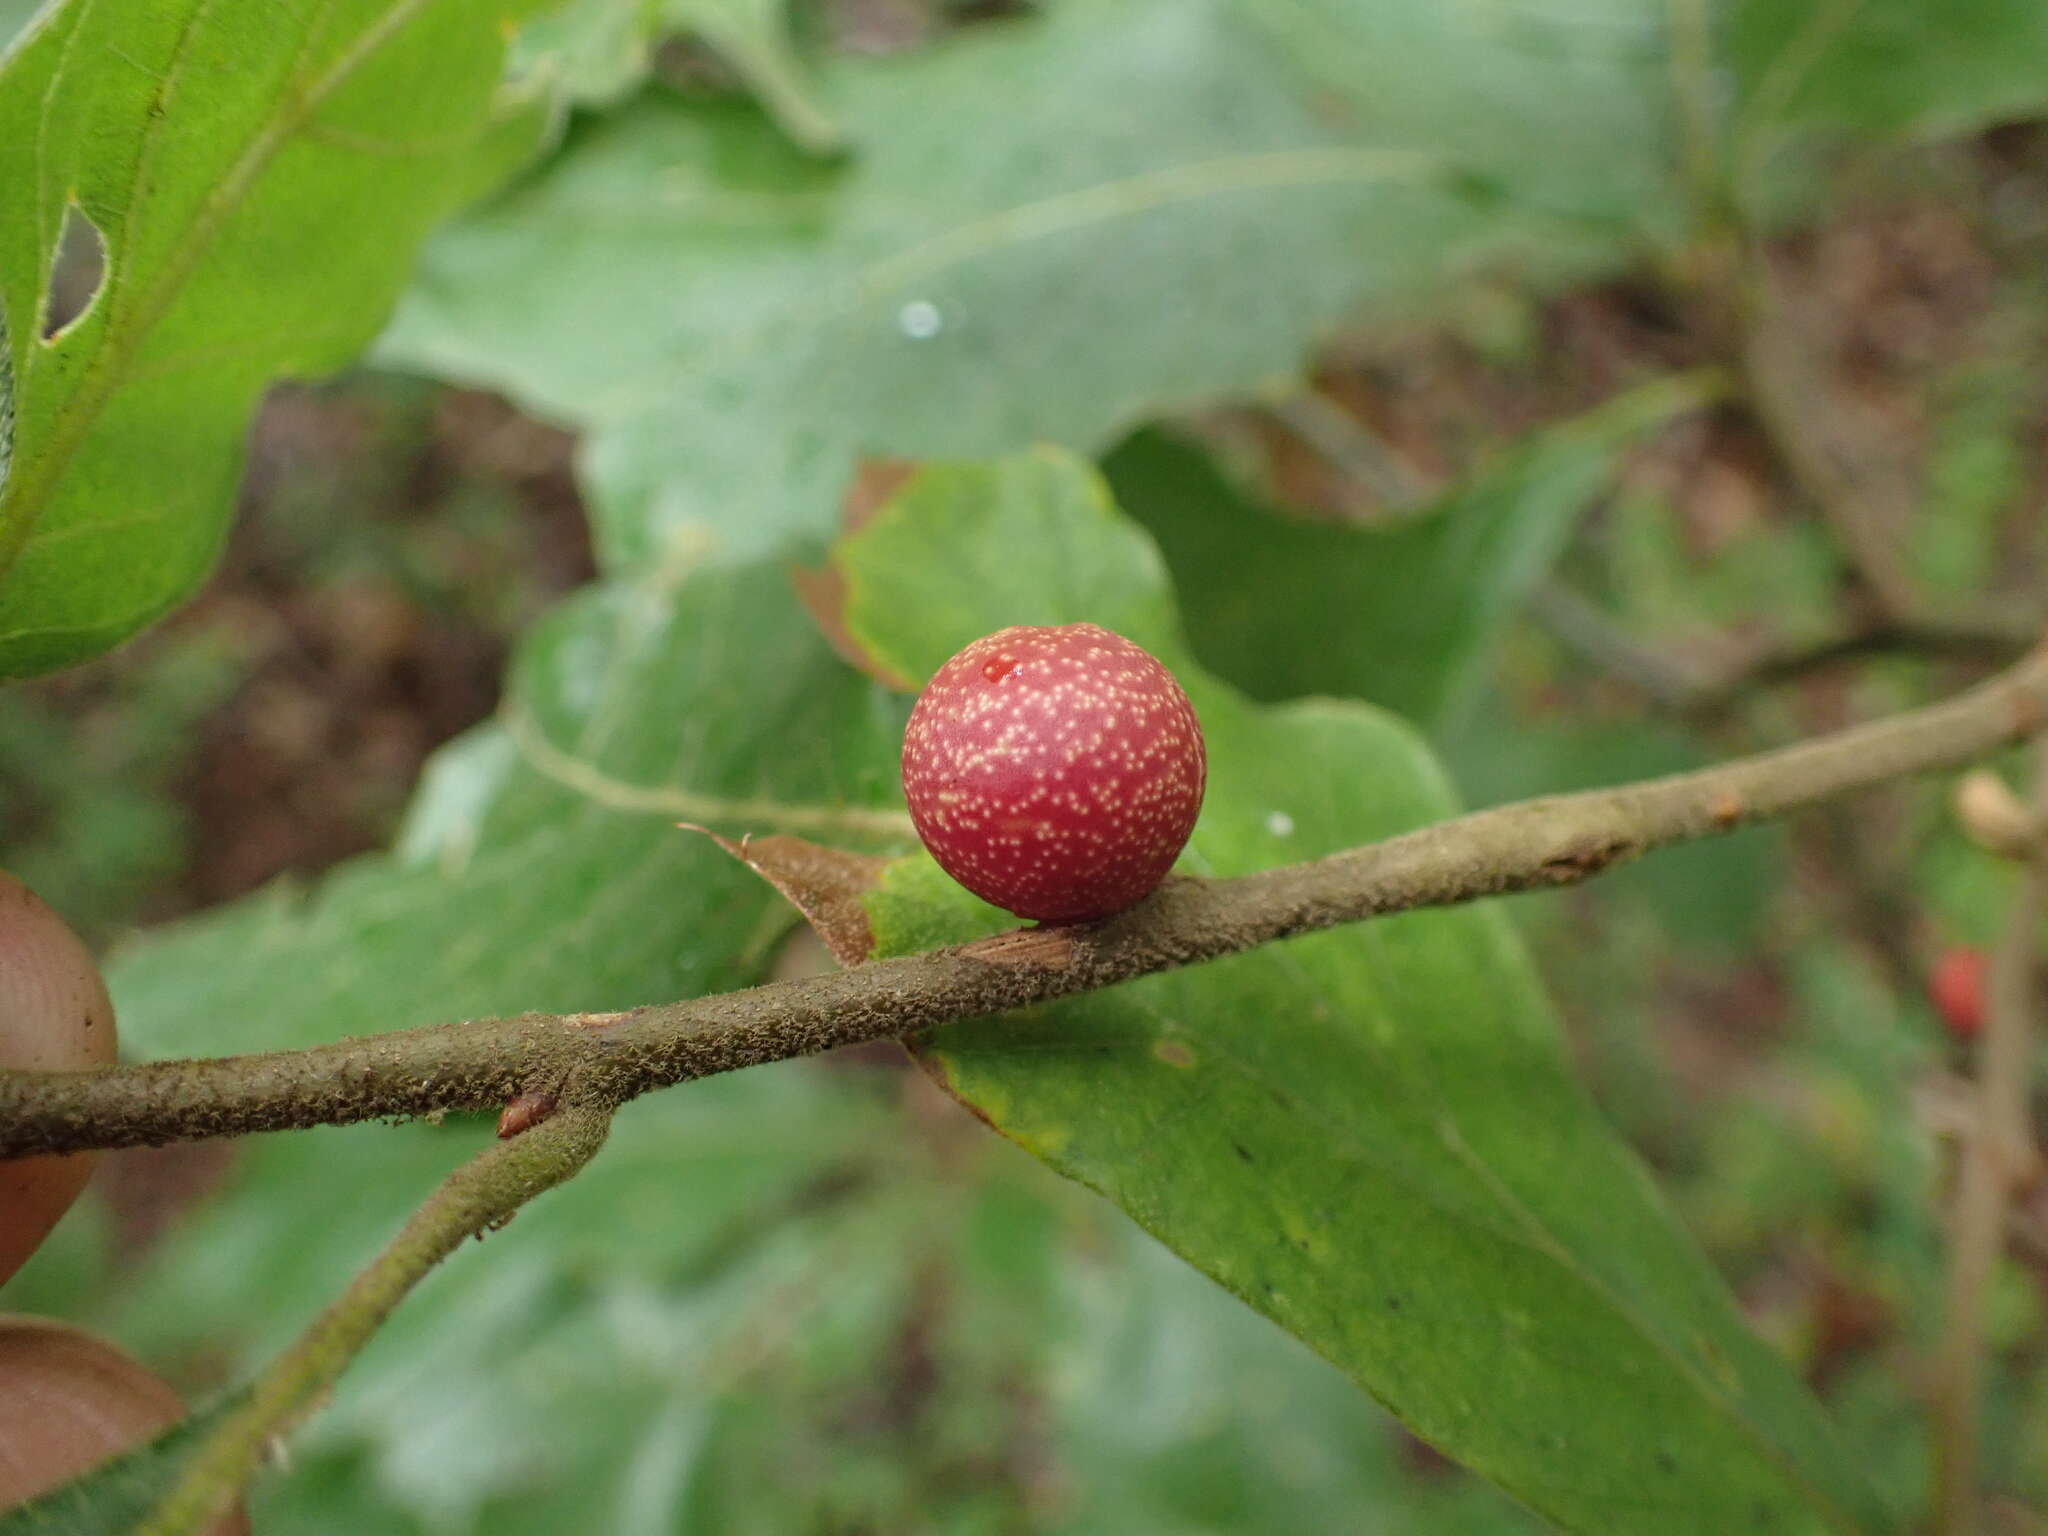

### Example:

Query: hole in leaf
xmin=39 ymin=203 xmax=107 ymax=342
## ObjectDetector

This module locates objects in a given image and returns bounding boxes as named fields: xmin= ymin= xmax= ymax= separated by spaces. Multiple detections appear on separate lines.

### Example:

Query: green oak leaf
xmin=79 ymin=553 xmax=948 ymax=1526
xmin=377 ymin=0 xmax=1675 ymax=578
xmin=836 ymin=448 xmax=1892 ymax=1534
xmin=1732 ymin=0 xmax=2048 ymax=145
xmin=82 ymin=449 xmax=1541 ymax=1530
xmin=108 ymin=558 xmax=909 ymax=1060
xmin=112 ymin=1090 xmax=1531 ymax=1535
xmin=0 ymin=0 xmax=556 ymax=678
xmin=1103 ymin=376 xmax=1707 ymax=726
xmin=87 ymin=864 xmax=1531 ymax=1532
xmin=1229 ymin=0 xmax=1679 ymax=234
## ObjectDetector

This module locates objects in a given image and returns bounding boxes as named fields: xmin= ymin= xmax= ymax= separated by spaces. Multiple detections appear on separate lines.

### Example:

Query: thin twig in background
xmin=1526 ymin=581 xmax=1716 ymax=712
xmin=2 ymin=635 xmax=2044 ymax=1159
xmin=1531 ymin=579 xmax=2038 ymax=722
xmin=134 ymin=1103 xmax=611 ymax=1536
xmin=1712 ymin=614 xmax=2042 ymax=699
xmin=1268 ymin=389 xmax=1431 ymax=512
xmin=1933 ymin=753 xmax=2048 ymax=1535
xmin=1734 ymin=252 xmax=2042 ymax=655
xmin=1738 ymin=257 xmax=1928 ymax=620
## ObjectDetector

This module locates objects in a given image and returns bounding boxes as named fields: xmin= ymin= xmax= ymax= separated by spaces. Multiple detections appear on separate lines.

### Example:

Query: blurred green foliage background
xmin=1 ymin=0 xmax=2045 ymax=1529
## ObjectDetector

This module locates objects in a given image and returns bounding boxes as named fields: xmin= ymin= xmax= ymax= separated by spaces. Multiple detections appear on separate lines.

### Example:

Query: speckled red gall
xmin=901 ymin=623 xmax=1206 ymax=923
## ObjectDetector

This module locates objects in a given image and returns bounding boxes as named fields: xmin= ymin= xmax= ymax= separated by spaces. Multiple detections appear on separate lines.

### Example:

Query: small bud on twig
xmin=1954 ymin=769 xmax=2041 ymax=860
xmin=496 ymin=1092 xmax=558 ymax=1139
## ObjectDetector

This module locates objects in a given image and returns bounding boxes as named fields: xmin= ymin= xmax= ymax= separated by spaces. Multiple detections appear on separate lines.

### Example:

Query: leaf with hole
xmin=0 ymin=0 xmax=557 ymax=678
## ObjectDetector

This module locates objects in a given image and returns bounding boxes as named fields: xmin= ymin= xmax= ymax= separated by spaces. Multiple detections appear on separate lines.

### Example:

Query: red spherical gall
xmin=0 ymin=872 xmax=117 ymax=1285
xmin=1931 ymin=946 xmax=1988 ymax=1040
xmin=0 ymin=1316 xmax=248 ymax=1532
xmin=902 ymin=623 xmax=1206 ymax=922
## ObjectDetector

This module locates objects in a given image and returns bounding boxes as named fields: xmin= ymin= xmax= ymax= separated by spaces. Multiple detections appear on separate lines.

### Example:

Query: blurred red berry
xmin=1930 ymin=947 xmax=1987 ymax=1040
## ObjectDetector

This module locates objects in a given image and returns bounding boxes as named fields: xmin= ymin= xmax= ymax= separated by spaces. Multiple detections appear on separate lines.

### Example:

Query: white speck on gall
xmin=901 ymin=624 xmax=1206 ymax=922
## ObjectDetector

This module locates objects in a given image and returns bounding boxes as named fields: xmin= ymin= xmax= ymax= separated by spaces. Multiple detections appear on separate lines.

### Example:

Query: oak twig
xmin=3 ymin=636 xmax=2045 ymax=1159
xmin=134 ymin=1103 xmax=611 ymax=1536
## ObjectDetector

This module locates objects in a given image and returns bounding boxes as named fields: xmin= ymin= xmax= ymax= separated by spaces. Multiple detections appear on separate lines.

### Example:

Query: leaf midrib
xmin=585 ymin=144 xmax=1447 ymax=422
